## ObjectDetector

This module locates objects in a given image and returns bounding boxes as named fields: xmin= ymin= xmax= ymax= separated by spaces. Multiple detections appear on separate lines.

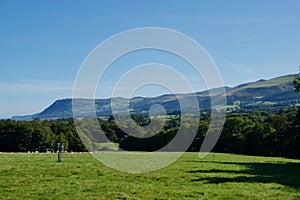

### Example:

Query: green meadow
xmin=0 ymin=152 xmax=299 ymax=199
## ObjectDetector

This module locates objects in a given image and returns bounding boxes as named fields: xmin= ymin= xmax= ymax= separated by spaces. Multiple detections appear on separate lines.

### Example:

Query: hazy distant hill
xmin=12 ymin=74 xmax=299 ymax=120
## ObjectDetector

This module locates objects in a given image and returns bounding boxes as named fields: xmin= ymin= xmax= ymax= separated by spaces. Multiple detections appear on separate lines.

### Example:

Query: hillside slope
xmin=12 ymin=74 xmax=299 ymax=120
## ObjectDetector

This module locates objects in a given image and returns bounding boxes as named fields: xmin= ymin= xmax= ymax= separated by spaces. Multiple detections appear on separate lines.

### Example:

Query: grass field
xmin=0 ymin=152 xmax=299 ymax=199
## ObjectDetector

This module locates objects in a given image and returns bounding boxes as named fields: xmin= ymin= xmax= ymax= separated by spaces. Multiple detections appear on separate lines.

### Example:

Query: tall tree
xmin=293 ymin=66 xmax=300 ymax=93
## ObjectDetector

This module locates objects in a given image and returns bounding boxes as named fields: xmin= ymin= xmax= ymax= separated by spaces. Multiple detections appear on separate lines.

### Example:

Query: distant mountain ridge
xmin=12 ymin=74 xmax=299 ymax=120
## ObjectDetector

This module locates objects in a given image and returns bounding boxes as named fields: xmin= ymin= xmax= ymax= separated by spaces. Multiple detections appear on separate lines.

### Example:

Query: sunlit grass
xmin=0 ymin=152 xmax=299 ymax=199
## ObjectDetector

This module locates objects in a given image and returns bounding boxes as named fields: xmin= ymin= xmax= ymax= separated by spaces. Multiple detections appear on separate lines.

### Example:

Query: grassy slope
xmin=226 ymin=75 xmax=295 ymax=96
xmin=0 ymin=153 xmax=299 ymax=199
xmin=243 ymin=75 xmax=295 ymax=88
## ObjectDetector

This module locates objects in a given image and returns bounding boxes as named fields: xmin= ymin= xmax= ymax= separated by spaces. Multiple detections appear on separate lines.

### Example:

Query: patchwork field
xmin=0 ymin=152 xmax=299 ymax=199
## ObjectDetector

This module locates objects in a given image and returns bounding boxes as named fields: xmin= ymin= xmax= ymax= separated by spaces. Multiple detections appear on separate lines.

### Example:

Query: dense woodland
xmin=104 ymin=109 xmax=300 ymax=158
xmin=0 ymin=109 xmax=300 ymax=158
xmin=0 ymin=118 xmax=86 ymax=153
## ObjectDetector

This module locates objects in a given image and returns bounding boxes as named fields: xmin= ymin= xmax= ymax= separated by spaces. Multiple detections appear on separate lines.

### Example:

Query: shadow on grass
xmin=187 ymin=161 xmax=300 ymax=188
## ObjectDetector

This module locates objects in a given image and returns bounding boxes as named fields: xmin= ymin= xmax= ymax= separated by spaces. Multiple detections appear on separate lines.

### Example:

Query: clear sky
xmin=0 ymin=0 xmax=300 ymax=118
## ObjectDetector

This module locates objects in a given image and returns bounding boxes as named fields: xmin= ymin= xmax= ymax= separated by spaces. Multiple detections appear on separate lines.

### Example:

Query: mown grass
xmin=0 ymin=152 xmax=299 ymax=199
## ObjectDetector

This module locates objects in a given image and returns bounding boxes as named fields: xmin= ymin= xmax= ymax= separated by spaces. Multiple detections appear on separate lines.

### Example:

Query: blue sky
xmin=0 ymin=0 xmax=300 ymax=118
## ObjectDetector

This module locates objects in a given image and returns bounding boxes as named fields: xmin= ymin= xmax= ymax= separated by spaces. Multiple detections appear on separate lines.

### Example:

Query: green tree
xmin=293 ymin=67 xmax=300 ymax=93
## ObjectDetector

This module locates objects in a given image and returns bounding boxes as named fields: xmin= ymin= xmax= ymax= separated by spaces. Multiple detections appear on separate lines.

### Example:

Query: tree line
xmin=0 ymin=118 xmax=86 ymax=152
xmin=102 ymin=110 xmax=300 ymax=158
xmin=0 ymin=109 xmax=299 ymax=158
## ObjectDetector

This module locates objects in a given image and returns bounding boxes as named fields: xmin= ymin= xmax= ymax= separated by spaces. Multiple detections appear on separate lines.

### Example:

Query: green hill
xmin=12 ymin=74 xmax=299 ymax=120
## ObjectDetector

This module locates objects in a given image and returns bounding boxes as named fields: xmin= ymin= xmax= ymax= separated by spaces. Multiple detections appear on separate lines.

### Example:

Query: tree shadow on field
xmin=187 ymin=161 xmax=300 ymax=188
